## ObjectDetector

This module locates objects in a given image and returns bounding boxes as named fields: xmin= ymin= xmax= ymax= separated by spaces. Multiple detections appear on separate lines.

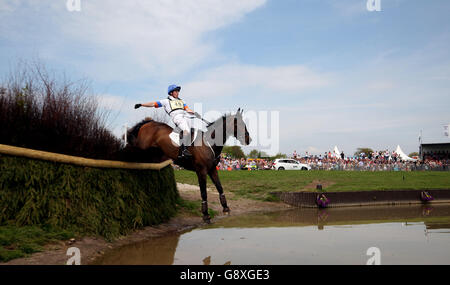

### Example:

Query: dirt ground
xmin=2 ymin=183 xmax=290 ymax=265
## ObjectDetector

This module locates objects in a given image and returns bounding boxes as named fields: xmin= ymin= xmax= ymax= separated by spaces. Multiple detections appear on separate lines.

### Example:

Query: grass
xmin=176 ymin=198 xmax=218 ymax=219
xmin=0 ymin=197 xmax=214 ymax=263
xmin=0 ymin=198 xmax=211 ymax=263
xmin=0 ymin=224 xmax=75 ymax=262
xmin=174 ymin=170 xmax=450 ymax=201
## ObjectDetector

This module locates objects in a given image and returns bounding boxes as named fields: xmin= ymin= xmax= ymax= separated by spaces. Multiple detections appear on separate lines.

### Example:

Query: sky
xmin=1 ymin=0 xmax=449 ymax=156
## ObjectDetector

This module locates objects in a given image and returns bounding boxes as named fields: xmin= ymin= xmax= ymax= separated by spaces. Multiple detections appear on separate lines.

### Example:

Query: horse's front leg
xmin=208 ymin=168 xmax=230 ymax=214
xmin=196 ymin=169 xmax=211 ymax=223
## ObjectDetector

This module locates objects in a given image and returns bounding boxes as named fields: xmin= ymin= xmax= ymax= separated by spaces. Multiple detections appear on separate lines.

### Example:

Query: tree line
xmin=222 ymin=146 xmax=286 ymax=160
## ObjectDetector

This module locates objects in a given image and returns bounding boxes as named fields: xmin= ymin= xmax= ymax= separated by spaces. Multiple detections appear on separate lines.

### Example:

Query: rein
xmin=203 ymin=114 xmax=238 ymax=160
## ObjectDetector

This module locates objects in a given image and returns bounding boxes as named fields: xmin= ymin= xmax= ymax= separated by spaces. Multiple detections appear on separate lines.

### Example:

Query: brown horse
xmin=127 ymin=108 xmax=252 ymax=223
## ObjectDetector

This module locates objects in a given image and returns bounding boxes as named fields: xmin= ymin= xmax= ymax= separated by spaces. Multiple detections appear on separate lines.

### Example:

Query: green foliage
xmin=248 ymin=149 xmax=270 ymax=159
xmin=263 ymin=194 xmax=281 ymax=202
xmin=222 ymin=146 xmax=246 ymax=159
xmin=0 ymin=155 xmax=179 ymax=242
xmin=0 ymin=62 xmax=123 ymax=159
xmin=259 ymin=151 xmax=269 ymax=158
xmin=0 ymin=224 xmax=74 ymax=262
xmin=247 ymin=150 xmax=259 ymax=159
xmin=354 ymin=148 xmax=374 ymax=157
xmin=409 ymin=152 xmax=419 ymax=157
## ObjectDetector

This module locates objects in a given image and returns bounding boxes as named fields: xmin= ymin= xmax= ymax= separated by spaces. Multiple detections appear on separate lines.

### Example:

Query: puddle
xmin=92 ymin=204 xmax=450 ymax=265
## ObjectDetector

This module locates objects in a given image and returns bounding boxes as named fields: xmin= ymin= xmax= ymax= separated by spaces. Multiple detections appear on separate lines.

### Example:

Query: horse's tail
xmin=127 ymin=117 xmax=153 ymax=147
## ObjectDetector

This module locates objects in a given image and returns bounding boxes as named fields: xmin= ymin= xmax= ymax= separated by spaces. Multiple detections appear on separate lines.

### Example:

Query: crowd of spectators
xmin=216 ymin=157 xmax=271 ymax=171
xmin=295 ymin=149 xmax=449 ymax=171
xmin=212 ymin=149 xmax=450 ymax=172
xmin=421 ymin=151 xmax=450 ymax=171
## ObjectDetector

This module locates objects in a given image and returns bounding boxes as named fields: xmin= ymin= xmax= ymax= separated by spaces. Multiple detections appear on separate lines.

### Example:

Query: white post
xmin=123 ymin=124 xmax=128 ymax=145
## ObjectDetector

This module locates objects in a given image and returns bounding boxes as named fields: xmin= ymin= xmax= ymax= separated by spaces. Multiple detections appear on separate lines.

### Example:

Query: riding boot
xmin=178 ymin=144 xmax=192 ymax=159
xmin=178 ymin=131 xmax=192 ymax=160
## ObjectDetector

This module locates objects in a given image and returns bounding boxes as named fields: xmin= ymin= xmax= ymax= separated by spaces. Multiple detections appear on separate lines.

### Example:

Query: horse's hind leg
xmin=196 ymin=170 xmax=211 ymax=223
xmin=208 ymin=168 xmax=230 ymax=214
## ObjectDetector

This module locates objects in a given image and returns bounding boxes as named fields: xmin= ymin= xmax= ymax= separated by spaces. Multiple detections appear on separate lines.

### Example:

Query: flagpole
xmin=419 ymin=130 xmax=423 ymax=161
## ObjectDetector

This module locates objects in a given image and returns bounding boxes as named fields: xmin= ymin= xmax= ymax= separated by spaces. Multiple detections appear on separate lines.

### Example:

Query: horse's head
xmin=229 ymin=108 xmax=252 ymax=146
xmin=207 ymin=108 xmax=252 ymax=147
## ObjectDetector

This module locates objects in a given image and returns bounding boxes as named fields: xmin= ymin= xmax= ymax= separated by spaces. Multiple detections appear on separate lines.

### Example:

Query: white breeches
xmin=172 ymin=114 xmax=191 ymax=133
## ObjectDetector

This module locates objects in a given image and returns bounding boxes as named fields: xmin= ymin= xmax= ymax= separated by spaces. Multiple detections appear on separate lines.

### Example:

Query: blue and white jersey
xmin=154 ymin=95 xmax=190 ymax=119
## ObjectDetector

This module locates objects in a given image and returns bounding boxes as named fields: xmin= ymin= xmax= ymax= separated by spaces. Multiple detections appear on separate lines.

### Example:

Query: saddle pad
xmin=169 ymin=129 xmax=199 ymax=146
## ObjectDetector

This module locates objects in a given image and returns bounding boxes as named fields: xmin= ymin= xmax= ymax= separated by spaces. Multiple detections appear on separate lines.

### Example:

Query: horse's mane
xmin=128 ymin=117 xmax=153 ymax=140
xmin=208 ymin=113 xmax=232 ymax=127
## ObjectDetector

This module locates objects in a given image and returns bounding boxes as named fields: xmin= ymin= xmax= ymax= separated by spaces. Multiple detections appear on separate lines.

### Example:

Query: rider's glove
xmin=134 ymin=104 xmax=142 ymax=109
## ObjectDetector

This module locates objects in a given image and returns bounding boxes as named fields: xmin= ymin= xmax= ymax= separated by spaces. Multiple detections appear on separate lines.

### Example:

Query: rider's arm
xmin=142 ymin=101 xmax=162 ymax=108
xmin=184 ymin=104 xmax=194 ymax=113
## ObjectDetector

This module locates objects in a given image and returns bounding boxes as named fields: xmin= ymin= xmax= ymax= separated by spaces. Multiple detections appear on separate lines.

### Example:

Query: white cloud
xmin=97 ymin=93 xmax=158 ymax=122
xmin=330 ymin=0 xmax=367 ymax=17
xmin=96 ymin=93 xmax=174 ymax=133
xmin=367 ymin=80 xmax=395 ymax=90
xmin=183 ymin=63 xmax=330 ymax=98
xmin=0 ymin=1 xmax=18 ymax=12
xmin=306 ymin=146 xmax=323 ymax=154
xmin=0 ymin=0 xmax=267 ymax=80
xmin=97 ymin=94 xmax=131 ymax=111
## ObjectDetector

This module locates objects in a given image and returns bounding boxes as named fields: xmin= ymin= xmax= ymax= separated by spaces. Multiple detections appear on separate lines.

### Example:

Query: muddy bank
xmin=273 ymin=189 xmax=450 ymax=208
xmin=2 ymin=183 xmax=289 ymax=265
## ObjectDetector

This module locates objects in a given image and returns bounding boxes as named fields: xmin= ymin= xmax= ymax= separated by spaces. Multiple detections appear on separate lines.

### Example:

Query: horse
xmin=127 ymin=108 xmax=252 ymax=223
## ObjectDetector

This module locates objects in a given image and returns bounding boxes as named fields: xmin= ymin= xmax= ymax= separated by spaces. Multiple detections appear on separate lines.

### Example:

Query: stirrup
xmin=182 ymin=148 xmax=192 ymax=157
xmin=178 ymin=145 xmax=192 ymax=159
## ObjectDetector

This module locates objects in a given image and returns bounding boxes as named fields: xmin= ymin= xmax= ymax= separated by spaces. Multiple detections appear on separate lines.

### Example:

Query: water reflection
xmin=93 ymin=204 xmax=450 ymax=265
xmin=93 ymin=234 xmax=180 ymax=265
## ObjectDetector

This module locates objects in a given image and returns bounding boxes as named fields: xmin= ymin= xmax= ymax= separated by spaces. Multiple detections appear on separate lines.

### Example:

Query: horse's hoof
xmin=203 ymin=215 xmax=212 ymax=224
xmin=223 ymin=207 xmax=231 ymax=215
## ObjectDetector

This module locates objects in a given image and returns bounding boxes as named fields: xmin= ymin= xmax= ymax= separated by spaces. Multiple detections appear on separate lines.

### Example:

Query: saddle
xmin=169 ymin=128 xmax=198 ymax=146
xmin=168 ymin=115 xmax=207 ymax=146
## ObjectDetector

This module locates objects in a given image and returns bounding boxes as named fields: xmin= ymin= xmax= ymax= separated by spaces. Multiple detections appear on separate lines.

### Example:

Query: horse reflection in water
xmin=127 ymin=109 xmax=252 ymax=223
xmin=203 ymin=256 xmax=231 ymax=265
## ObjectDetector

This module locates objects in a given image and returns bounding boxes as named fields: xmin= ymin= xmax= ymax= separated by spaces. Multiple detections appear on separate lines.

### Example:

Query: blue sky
xmin=1 ymin=0 xmax=449 ymax=156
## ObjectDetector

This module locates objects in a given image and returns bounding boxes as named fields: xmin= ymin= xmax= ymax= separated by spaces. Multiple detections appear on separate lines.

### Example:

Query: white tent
xmin=395 ymin=145 xmax=416 ymax=161
xmin=333 ymin=146 xmax=341 ymax=158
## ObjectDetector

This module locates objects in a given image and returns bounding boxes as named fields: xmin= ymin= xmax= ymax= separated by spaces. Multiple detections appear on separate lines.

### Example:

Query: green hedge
xmin=0 ymin=154 xmax=179 ymax=240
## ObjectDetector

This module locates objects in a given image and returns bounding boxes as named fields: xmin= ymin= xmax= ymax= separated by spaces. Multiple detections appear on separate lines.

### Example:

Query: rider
xmin=134 ymin=84 xmax=194 ymax=159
